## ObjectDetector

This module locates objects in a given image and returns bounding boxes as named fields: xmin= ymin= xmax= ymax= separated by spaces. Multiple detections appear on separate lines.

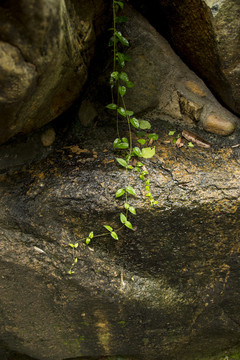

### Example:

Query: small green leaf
xmin=141 ymin=147 xmax=155 ymax=158
xmin=114 ymin=0 xmax=124 ymax=9
xmin=141 ymin=170 xmax=149 ymax=176
xmin=110 ymin=71 xmax=119 ymax=80
xmin=86 ymin=238 xmax=91 ymax=245
xmin=115 ymin=16 xmax=128 ymax=23
xmin=188 ymin=142 xmax=195 ymax=148
xmin=130 ymin=117 xmax=139 ymax=128
xmin=69 ymin=243 xmax=75 ymax=248
xmin=168 ymin=130 xmax=176 ymax=136
xmin=113 ymin=138 xmax=121 ymax=148
xmin=133 ymin=147 xmax=142 ymax=157
xmin=104 ymin=225 xmax=113 ymax=232
xmin=129 ymin=206 xmax=136 ymax=215
xmin=137 ymin=139 xmax=146 ymax=145
xmin=115 ymin=188 xmax=125 ymax=198
xmin=89 ymin=231 xmax=94 ymax=239
xmin=127 ymin=165 xmax=133 ymax=170
xmin=120 ymin=213 xmax=127 ymax=224
xmin=126 ymin=186 xmax=136 ymax=196
xmin=148 ymin=133 xmax=159 ymax=140
xmin=119 ymin=72 xmax=129 ymax=82
xmin=139 ymin=174 xmax=144 ymax=180
xmin=115 ymin=142 xmax=129 ymax=149
xmin=118 ymin=85 xmax=126 ymax=96
xmin=139 ymin=120 xmax=151 ymax=130
xmin=115 ymin=31 xmax=129 ymax=46
xmin=146 ymin=179 xmax=150 ymax=186
xmin=111 ymin=231 xmax=119 ymax=240
xmin=126 ymin=81 xmax=134 ymax=88
xmin=136 ymin=162 xmax=143 ymax=167
xmin=124 ymin=203 xmax=130 ymax=210
xmin=74 ymin=258 xmax=78 ymax=263
xmin=122 ymin=137 xmax=128 ymax=143
xmin=68 ymin=270 xmax=74 ymax=275
xmin=106 ymin=103 xmax=117 ymax=110
xmin=124 ymin=220 xmax=133 ymax=229
xmin=117 ymin=107 xmax=126 ymax=117
xmin=116 ymin=158 xmax=127 ymax=168
xmin=146 ymin=185 xmax=150 ymax=191
xmin=74 ymin=243 xmax=79 ymax=248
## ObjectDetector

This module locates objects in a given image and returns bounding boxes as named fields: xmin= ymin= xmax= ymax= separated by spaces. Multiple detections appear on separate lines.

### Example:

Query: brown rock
xmin=40 ymin=128 xmax=56 ymax=147
xmin=203 ymin=113 xmax=235 ymax=135
xmin=186 ymin=81 xmax=206 ymax=97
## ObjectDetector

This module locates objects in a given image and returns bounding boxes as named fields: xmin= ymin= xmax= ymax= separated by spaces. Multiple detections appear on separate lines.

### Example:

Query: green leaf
xmin=126 ymin=186 xmax=136 ymax=196
xmin=89 ymin=231 xmax=94 ymax=239
xmin=124 ymin=220 xmax=133 ymax=229
xmin=118 ymin=85 xmax=126 ymax=96
xmin=68 ymin=270 xmax=74 ymax=275
xmin=104 ymin=225 xmax=113 ymax=232
xmin=130 ymin=117 xmax=139 ymax=128
xmin=113 ymin=138 xmax=121 ymax=148
xmin=106 ymin=103 xmax=117 ymax=110
xmin=115 ymin=31 xmax=129 ymax=46
xmin=117 ymin=107 xmax=127 ymax=117
xmin=139 ymin=174 xmax=144 ymax=180
xmin=136 ymin=161 xmax=143 ymax=167
xmin=139 ymin=120 xmax=151 ymax=130
xmin=114 ymin=0 xmax=124 ymax=9
xmin=127 ymin=165 xmax=133 ymax=170
xmin=74 ymin=243 xmax=79 ymax=248
xmin=188 ymin=142 xmax=195 ymax=148
xmin=74 ymin=258 xmax=78 ymax=263
xmin=69 ymin=243 xmax=75 ymax=248
xmin=137 ymin=139 xmax=146 ymax=145
xmin=146 ymin=179 xmax=150 ymax=186
xmin=141 ymin=147 xmax=155 ymax=158
xmin=126 ymin=81 xmax=134 ymax=88
xmin=111 ymin=231 xmax=119 ymax=240
xmin=141 ymin=170 xmax=149 ymax=176
xmin=116 ymin=157 xmax=127 ymax=168
xmin=115 ymin=16 xmax=128 ymax=23
xmin=110 ymin=71 xmax=119 ymax=80
xmin=120 ymin=213 xmax=127 ymax=224
xmin=122 ymin=137 xmax=128 ymax=143
xmin=129 ymin=206 xmax=136 ymax=215
xmin=119 ymin=72 xmax=129 ymax=82
xmin=116 ymin=52 xmax=130 ymax=67
xmin=86 ymin=238 xmax=91 ymax=245
xmin=124 ymin=203 xmax=130 ymax=210
xmin=148 ymin=133 xmax=159 ymax=140
xmin=125 ymin=110 xmax=134 ymax=116
xmin=168 ymin=130 xmax=176 ymax=136
xmin=133 ymin=147 xmax=142 ymax=157
xmin=146 ymin=185 xmax=150 ymax=191
xmin=115 ymin=142 xmax=129 ymax=149
xmin=115 ymin=188 xmax=125 ymax=198
xmin=108 ymin=36 xmax=118 ymax=47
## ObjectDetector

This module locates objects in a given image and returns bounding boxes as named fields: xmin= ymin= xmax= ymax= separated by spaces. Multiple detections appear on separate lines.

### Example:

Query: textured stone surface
xmin=104 ymin=5 xmax=238 ymax=135
xmin=203 ymin=113 xmax=236 ymax=135
xmin=0 ymin=0 xmax=110 ymax=145
xmin=130 ymin=0 xmax=240 ymax=117
xmin=0 ymin=118 xmax=240 ymax=360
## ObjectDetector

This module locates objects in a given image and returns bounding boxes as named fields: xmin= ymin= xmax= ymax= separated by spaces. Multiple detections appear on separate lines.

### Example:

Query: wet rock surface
xmin=0 ymin=116 xmax=240 ymax=360
xmin=0 ymin=0 xmax=110 ymax=145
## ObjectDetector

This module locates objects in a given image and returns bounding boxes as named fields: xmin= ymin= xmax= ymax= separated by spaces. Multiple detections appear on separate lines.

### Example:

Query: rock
xmin=0 ymin=120 xmax=240 ymax=360
xmin=203 ymin=113 xmax=236 ymax=135
xmin=106 ymin=5 xmax=238 ymax=135
xmin=0 ymin=0 xmax=110 ymax=145
xmin=40 ymin=128 xmax=56 ymax=147
xmin=78 ymin=100 xmax=98 ymax=127
xmin=130 ymin=0 xmax=240 ymax=117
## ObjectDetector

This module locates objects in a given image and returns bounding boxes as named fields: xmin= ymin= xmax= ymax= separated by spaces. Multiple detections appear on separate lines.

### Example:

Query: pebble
xmin=203 ymin=113 xmax=235 ymax=135
xmin=41 ymin=128 xmax=56 ymax=146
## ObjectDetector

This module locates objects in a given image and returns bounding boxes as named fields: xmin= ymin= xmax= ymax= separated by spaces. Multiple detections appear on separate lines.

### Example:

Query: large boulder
xmin=0 ymin=0 xmax=110 ymax=145
xmin=0 ymin=117 xmax=240 ymax=360
xmin=130 ymin=0 xmax=240 ymax=117
xmin=85 ymin=5 xmax=239 ymax=136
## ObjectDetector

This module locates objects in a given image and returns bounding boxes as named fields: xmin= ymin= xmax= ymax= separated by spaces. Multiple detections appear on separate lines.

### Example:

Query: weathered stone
xmin=203 ymin=113 xmax=236 ymax=135
xmin=130 ymin=0 xmax=240 ymax=116
xmin=40 ymin=128 xmax=56 ymax=147
xmin=78 ymin=100 xmax=98 ymax=127
xmin=0 ymin=0 xmax=110 ymax=145
xmin=0 ymin=119 xmax=240 ymax=360
xmin=106 ymin=5 xmax=238 ymax=134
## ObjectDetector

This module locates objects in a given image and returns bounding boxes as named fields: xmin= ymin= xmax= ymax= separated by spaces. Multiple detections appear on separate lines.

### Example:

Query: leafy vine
xmin=68 ymin=0 xmax=158 ymax=275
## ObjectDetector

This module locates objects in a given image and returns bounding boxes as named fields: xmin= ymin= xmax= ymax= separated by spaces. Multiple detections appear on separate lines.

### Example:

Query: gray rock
xmin=0 ymin=0 xmax=110 ymax=145
xmin=0 ymin=120 xmax=240 ymax=360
